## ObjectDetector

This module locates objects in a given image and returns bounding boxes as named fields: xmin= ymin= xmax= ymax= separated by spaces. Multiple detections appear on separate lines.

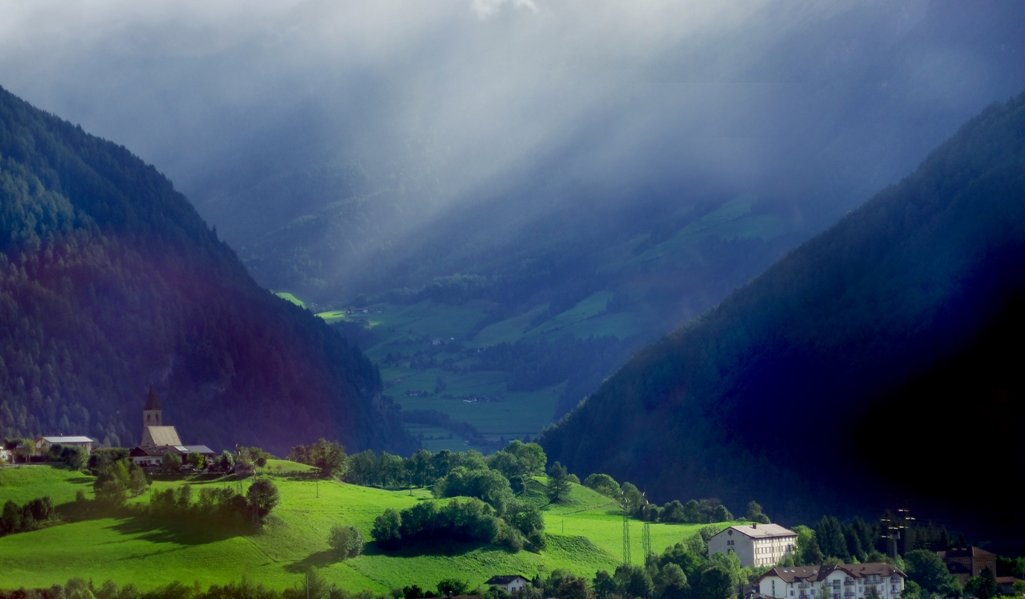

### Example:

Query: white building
xmin=35 ymin=435 xmax=95 ymax=455
xmin=757 ymin=563 xmax=906 ymax=599
xmin=708 ymin=523 xmax=797 ymax=567
xmin=486 ymin=575 xmax=530 ymax=593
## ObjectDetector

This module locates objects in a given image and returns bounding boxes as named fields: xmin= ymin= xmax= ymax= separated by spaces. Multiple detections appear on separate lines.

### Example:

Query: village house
xmin=35 ymin=435 xmax=95 ymax=455
xmin=485 ymin=575 xmax=530 ymax=594
xmin=757 ymin=563 xmax=906 ymax=599
xmin=937 ymin=546 xmax=998 ymax=586
xmin=130 ymin=389 xmax=215 ymax=468
xmin=708 ymin=523 xmax=798 ymax=567
xmin=0 ymin=446 xmax=10 ymax=464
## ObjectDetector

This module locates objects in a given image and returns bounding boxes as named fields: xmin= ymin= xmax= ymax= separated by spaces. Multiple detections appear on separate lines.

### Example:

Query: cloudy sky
xmin=2 ymin=0 xmax=1023 ymax=293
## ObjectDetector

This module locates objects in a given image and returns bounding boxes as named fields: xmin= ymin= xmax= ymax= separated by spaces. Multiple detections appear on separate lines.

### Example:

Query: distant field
xmin=274 ymin=291 xmax=307 ymax=308
xmin=0 ymin=465 xmax=725 ymax=592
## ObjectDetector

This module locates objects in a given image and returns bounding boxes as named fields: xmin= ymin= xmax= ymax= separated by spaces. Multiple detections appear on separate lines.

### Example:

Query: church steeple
xmin=143 ymin=387 xmax=162 ymax=428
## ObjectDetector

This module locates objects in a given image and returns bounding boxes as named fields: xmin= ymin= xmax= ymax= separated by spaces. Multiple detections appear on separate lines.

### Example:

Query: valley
xmin=277 ymin=195 xmax=798 ymax=450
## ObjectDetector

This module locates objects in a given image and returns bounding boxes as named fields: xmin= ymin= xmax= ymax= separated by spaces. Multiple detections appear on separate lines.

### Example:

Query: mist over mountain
xmin=2 ymin=1 xmax=1023 ymax=305
xmin=540 ymin=91 xmax=1025 ymax=549
xmin=0 ymin=86 xmax=412 ymax=455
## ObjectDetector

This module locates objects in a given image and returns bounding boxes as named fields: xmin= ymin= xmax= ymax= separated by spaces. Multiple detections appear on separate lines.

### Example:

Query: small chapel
xmin=130 ymin=388 xmax=214 ymax=468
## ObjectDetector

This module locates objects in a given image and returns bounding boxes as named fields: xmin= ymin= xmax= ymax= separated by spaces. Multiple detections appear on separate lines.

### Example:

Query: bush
xmin=328 ymin=525 xmax=365 ymax=559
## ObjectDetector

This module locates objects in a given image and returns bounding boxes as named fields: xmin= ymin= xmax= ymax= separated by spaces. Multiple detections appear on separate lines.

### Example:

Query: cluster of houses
xmin=1 ymin=389 xmax=215 ymax=469
xmin=705 ymin=524 xmax=907 ymax=598
xmin=707 ymin=523 xmax=1024 ymax=598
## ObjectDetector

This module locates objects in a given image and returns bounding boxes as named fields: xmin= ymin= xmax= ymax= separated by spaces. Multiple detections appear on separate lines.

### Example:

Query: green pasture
xmin=0 ymin=465 xmax=725 ymax=593
xmin=0 ymin=465 xmax=94 ymax=505
xmin=274 ymin=291 xmax=307 ymax=308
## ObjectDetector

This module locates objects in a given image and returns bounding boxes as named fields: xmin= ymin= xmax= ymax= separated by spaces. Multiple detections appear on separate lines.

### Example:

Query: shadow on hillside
xmin=110 ymin=516 xmax=246 ymax=545
xmin=66 ymin=476 xmax=95 ymax=485
xmin=286 ymin=540 xmax=485 ymax=572
xmin=285 ymin=549 xmax=337 ymax=572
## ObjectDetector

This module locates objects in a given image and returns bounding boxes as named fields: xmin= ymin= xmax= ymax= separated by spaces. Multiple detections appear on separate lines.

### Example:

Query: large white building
xmin=757 ymin=563 xmax=906 ymax=599
xmin=708 ymin=523 xmax=798 ymax=567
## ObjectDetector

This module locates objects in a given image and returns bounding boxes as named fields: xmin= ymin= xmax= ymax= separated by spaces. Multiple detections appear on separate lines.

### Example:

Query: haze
xmin=2 ymin=0 xmax=1023 ymax=298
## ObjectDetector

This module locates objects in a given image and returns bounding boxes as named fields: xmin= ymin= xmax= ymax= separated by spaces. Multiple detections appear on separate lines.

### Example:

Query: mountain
xmin=5 ymin=2 xmax=1023 ymax=452
xmin=540 ymin=90 xmax=1025 ymax=546
xmin=0 ymin=86 xmax=413 ymax=455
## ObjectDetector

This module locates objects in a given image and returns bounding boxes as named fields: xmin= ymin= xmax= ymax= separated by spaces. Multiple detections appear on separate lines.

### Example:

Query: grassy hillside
xmin=0 ymin=463 xmax=730 ymax=592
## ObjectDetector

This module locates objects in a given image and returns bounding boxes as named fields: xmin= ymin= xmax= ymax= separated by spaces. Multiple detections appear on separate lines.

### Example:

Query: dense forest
xmin=0 ymin=86 xmax=413 ymax=455
xmin=541 ymin=90 xmax=1025 ymax=550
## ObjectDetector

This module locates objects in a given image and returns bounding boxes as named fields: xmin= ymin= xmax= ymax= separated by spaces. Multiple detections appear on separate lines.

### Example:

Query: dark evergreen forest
xmin=541 ymin=90 xmax=1025 ymax=550
xmin=0 ymin=86 xmax=412 ymax=455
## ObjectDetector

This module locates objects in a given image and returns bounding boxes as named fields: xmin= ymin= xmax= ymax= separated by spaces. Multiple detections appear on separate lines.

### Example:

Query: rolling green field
xmin=0 ymin=463 xmax=730 ymax=593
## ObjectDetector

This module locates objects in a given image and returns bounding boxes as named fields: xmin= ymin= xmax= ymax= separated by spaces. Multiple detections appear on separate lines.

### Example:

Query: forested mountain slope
xmin=0 ymin=86 xmax=412 ymax=455
xmin=541 ymin=91 xmax=1025 ymax=545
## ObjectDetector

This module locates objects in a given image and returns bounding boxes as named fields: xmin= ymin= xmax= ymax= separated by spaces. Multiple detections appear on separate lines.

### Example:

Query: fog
xmin=2 ymin=0 xmax=1023 ymax=296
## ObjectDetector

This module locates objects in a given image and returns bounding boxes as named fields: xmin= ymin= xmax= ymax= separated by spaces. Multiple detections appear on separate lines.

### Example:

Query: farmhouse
xmin=485 ymin=575 xmax=530 ymax=593
xmin=757 ymin=563 xmax=906 ymax=599
xmin=35 ymin=435 xmax=95 ymax=455
xmin=708 ymin=523 xmax=797 ymax=567
xmin=937 ymin=546 xmax=997 ymax=586
xmin=131 ymin=389 xmax=215 ymax=468
xmin=0 ymin=446 xmax=10 ymax=464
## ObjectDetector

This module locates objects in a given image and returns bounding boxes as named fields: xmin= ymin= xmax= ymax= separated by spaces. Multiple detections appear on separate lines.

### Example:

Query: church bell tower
xmin=143 ymin=387 xmax=162 ymax=428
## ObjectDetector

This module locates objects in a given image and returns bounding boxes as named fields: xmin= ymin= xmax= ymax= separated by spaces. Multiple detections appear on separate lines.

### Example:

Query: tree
xmin=904 ymin=549 xmax=957 ymax=594
xmin=694 ymin=564 xmax=733 ymax=599
xmin=160 ymin=451 xmax=182 ymax=476
xmin=405 ymin=448 xmax=433 ymax=488
xmin=246 ymin=479 xmax=279 ymax=523
xmin=94 ymin=478 xmax=126 ymax=508
xmin=327 ymin=525 xmax=364 ymax=559
xmin=289 ymin=439 xmax=346 ymax=479
xmin=661 ymin=500 xmax=686 ymax=523
xmin=815 ymin=516 xmax=848 ymax=560
xmin=128 ymin=464 xmax=149 ymax=496
xmin=436 ymin=579 xmax=469 ymax=596
xmin=654 ymin=563 xmax=688 ymax=598
xmin=965 ymin=568 xmax=997 ymax=599
xmin=745 ymin=500 xmax=770 ymax=524
xmin=583 ymin=473 xmax=621 ymax=499
xmin=372 ymin=508 xmax=402 ymax=547
xmin=503 ymin=440 xmax=547 ymax=475
xmin=187 ymin=452 xmax=206 ymax=471
xmin=620 ymin=482 xmax=645 ymax=515
xmin=547 ymin=461 xmax=572 ymax=503
xmin=1 ymin=500 xmax=21 ymax=533
xmin=614 ymin=564 xmax=653 ymax=599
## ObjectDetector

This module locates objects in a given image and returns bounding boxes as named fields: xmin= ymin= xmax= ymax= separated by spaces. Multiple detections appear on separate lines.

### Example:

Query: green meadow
xmin=0 ymin=463 xmax=729 ymax=593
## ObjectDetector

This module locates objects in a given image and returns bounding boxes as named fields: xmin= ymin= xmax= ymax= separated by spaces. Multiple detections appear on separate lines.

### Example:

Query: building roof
xmin=144 ymin=425 xmax=182 ymax=446
xmin=176 ymin=445 xmax=215 ymax=455
xmin=717 ymin=523 xmax=797 ymax=539
xmin=758 ymin=563 xmax=906 ymax=584
xmin=145 ymin=387 xmax=161 ymax=411
xmin=39 ymin=436 xmax=94 ymax=444
xmin=938 ymin=547 xmax=997 ymax=560
xmin=486 ymin=575 xmax=529 ymax=585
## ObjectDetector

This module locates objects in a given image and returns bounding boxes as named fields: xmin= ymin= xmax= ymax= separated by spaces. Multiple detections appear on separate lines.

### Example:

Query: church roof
xmin=144 ymin=425 xmax=181 ymax=447
xmin=145 ymin=388 xmax=161 ymax=411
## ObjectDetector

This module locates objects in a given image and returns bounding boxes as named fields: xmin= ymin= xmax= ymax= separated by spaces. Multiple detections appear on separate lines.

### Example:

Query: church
xmin=130 ymin=389 xmax=215 ymax=468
